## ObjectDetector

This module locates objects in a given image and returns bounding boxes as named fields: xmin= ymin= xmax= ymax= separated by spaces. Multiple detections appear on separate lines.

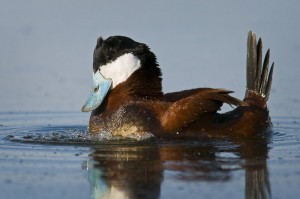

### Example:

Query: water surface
xmin=0 ymin=112 xmax=300 ymax=199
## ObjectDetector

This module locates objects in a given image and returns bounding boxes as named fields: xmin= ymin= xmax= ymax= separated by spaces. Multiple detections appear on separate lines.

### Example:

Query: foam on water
xmin=3 ymin=127 xmax=155 ymax=145
xmin=0 ymin=112 xmax=155 ymax=145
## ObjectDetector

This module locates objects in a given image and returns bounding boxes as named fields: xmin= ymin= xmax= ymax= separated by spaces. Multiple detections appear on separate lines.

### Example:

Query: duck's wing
xmin=164 ymin=88 xmax=206 ymax=102
xmin=161 ymin=88 xmax=244 ymax=132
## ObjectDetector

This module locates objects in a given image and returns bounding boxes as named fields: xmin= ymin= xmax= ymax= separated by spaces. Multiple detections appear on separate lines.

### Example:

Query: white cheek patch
xmin=100 ymin=53 xmax=141 ymax=88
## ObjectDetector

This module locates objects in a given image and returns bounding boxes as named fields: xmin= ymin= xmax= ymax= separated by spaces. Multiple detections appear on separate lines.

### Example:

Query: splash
xmin=4 ymin=126 xmax=154 ymax=145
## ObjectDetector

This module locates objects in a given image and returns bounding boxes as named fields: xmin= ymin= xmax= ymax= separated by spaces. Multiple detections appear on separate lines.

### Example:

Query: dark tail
xmin=244 ymin=31 xmax=274 ymax=108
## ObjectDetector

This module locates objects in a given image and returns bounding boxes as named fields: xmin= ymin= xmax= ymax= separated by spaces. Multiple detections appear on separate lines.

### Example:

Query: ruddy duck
xmin=82 ymin=31 xmax=274 ymax=139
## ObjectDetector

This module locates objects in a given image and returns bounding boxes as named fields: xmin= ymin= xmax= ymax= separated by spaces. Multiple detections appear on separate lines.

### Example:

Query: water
xmin=0 ymin=112 xmax=299 ymax=199
xmin=1 ymin=1 xmax=300 ymax=116
xmin=1 ymin=1 xmax=299 ymax=198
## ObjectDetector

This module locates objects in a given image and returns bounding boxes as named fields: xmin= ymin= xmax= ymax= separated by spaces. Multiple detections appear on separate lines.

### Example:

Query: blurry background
xmin=0 ymin=0 xmax=299 ymax=116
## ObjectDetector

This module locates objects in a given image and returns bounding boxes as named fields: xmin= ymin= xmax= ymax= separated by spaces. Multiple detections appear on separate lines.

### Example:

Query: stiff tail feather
xmin=245 ymin=31 xmax=274 ymax=106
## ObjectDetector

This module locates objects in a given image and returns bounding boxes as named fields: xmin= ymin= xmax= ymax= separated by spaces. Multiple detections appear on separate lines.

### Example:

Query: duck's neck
xmin=91 ymin=67 xmax=163 ymax=116
xmin=123 ymin=67 xmax=163 ymax=100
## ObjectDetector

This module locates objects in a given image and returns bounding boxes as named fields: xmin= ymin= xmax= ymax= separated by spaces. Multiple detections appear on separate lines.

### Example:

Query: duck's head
xmin=82 ymin=36 xmax=162 ymax=112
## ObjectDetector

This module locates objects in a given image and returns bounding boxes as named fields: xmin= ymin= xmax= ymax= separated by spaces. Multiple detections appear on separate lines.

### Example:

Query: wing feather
xmin=161 ymin=88 xmax=244 ymax=132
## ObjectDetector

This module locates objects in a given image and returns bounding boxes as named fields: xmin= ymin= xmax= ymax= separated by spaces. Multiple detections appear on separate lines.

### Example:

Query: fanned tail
xmin=245 ymin=31 xmax=274 ymax=108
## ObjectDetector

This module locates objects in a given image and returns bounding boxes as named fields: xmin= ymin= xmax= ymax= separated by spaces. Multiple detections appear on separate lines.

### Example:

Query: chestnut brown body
xmin=87 ymin=32 xmax=274 ymax=139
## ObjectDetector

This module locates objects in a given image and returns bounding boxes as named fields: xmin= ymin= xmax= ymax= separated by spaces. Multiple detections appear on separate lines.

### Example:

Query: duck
xmin=82 ymin=31 xmax=274 ymax=139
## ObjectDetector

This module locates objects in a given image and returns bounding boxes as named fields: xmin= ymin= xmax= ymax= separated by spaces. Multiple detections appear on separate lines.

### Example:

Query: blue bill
xmin=81 ymin=70 xmax=112 ymax=112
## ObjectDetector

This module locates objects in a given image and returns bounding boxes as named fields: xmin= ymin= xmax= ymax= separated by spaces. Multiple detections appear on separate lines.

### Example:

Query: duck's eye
xmin=93 ymin=85 xmax=99 ymax=92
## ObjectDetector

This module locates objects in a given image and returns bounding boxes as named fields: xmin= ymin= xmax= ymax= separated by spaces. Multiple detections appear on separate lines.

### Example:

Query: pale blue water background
xmin=0 ymin=0 xmax=299 ymax=115
xmin=1 ymin=1 xmax=300 ymax=199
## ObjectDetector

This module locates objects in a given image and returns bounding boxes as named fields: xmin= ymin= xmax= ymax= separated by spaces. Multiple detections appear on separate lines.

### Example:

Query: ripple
xmin=1 ymin=125 xmax=156 ymax=146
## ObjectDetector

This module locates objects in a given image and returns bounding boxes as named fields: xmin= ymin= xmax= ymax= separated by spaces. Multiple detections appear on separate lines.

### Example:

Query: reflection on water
xmin=3 ymin=113 xmax=300 ymax=199
xmin=85 ymin=135 xmax=271 ymax=199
